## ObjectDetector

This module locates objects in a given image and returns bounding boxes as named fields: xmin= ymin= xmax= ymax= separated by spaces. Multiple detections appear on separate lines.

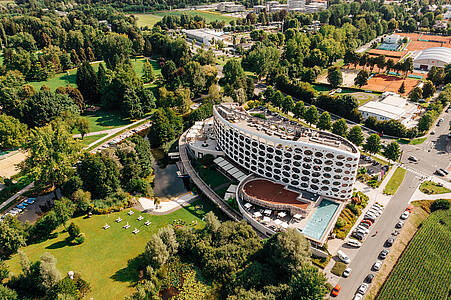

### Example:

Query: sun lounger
xmin=132 ymin=228 xmax=140 ymax=234
xmin=127 ymin=211 xmax=134 ymax=216
xmin=123 ymin=223 xmax=131 ymax=229
xmin=145 ymin=220 xmax=151 ymax=226
xmin=103 ymin=224 xmax=110 ymax=230
xmin=115 ymin=217 xmax=122 ymax=223
xmin=137 ymin=216 xmax=143 ymax=221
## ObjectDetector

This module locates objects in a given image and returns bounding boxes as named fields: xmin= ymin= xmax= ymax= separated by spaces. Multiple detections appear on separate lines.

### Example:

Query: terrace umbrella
xmin=253 ymin=212 xmax=262 ymax=218
xmin=278 ymin=212 xmax=287 ymax=218
xmin=244 ymin=203 xmax=252 ymax=209
xmin=293 ymin=214 xmax=302 ymax=220
xmin=281 ymin=222 xmax=289 ymax=229
xmin=274 ymin=219 xmax=283 ymax=226
xmin=264 ymin=209 xmax=272 ymax=215
xmin=262 ymin=216 xmax=271 ymax=223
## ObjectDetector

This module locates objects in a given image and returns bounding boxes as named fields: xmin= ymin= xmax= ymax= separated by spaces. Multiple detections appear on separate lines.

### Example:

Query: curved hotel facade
xmin=213 ymin=104 xmax=360 ymax=200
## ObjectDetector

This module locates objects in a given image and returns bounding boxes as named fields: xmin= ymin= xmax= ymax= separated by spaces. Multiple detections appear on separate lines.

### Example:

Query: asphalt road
xmin=399 ymin=108 xmax=451 ymax=178
xmin=334 ymin=171 xmax=421 ymax=300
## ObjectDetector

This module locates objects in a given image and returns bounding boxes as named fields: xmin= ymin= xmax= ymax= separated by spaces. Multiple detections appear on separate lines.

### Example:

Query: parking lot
xmin=1 ymin=191 xmax=57 ymax=224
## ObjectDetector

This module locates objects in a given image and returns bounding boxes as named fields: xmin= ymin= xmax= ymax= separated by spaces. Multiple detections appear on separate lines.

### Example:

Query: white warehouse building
xmin=412 ymin=47 xmax=451 ymax=70
xmin=212 ymin=104 xmax=360 ymax=200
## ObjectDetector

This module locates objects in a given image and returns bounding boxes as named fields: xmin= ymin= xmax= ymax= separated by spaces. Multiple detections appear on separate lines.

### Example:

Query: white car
xmin=373 ymin=260 xmax=382 ymax=271
xmin=356 ymin=225 xmax=370 ymax=234
xmin=354 ymin=228 xmax=367 ymax=236
xmin=371 ymin=205 xmax=383 ymax=213
xmin=343 ymin=267 xmax=352 ymax=278
xmin=401 ymin=211 xmax=410 ymax=220
xmin=352 ymin=294 xmax=363 ymax=300
xmin=357 ymin=283 xmax=369 ymax=295
xmin=337 ymin=250 xmax=351 ymax=264
xmin=368 ymin=209 xmax=381 ymax=216
xmin=347 ymin=239 xmax=362 ymax=248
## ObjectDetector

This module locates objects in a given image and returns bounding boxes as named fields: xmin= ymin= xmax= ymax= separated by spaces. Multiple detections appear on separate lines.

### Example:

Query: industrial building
xmin=182 ymin=29 xmax=224 ymax=46
xmin=216 ymin=2 xmax=245 ymax=12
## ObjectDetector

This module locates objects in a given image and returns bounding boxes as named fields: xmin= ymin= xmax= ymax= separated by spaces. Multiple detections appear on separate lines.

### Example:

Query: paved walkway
xmin=138 ymin=192 xmax=198 ymax=215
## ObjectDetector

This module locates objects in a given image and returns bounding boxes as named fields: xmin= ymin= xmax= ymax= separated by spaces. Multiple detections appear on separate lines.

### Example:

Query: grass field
xmin=6 ymin=198 xmax=222 ymax=300
xmin=82 ymin=110 xmax=131 ymax=133
xmin=27 ymin=58 xmax=161 ymax=91
xmin=419 ymin=181 xmax=451 ymax=195
xmin=397 ymin=137 xmax=427 ymax=145
xmin=376 ymin=209 xmax=451 ymax=300
xmin=78 ymin=134 xmax=108 ymax=147
xmin=154 ymin=10 xmax=236 ymax=24
xmin=133 ymin=13 xmax=163 ymax=28
xmin=383 ymin=167 xmax=406 ymax=195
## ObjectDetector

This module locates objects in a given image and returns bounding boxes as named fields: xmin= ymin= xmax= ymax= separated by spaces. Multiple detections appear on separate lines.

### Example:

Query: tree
xmin=422 ymin=80 xmax=435 ymax=99
xmin=317 ymin=112 xmax=332 ymax=131
xmin=39 ymin=252 xmax=62 ymax=292
xmin=53 ymin=198 xmax=75 ymax=229
xmin=204 ymin=211 xmax=221 ymax=233
xmin=20 ymin=120 xmax=82 ymax=193
xmin=327 ymin=67 xmax=343 ymax=88
xmin=304 ymin=105 xmax=319 ymax=126
xmin=71 ymin=189 xmax=92 ymax=214
xmin=281 ymin=95 xmax=295 ymax=114
xmin=144 ymin=234 xmax=169 ymax=268
xmin=96 ymin=33 xmax=133 ymax=69
xmin=0 ymin=114 xmax=28 ymax=150
xmin=398 ymin=81 xmax=406 ymax=94
xmin=348 ymin=126 xmax=364 ymax=146
xmin=0 ymin=221 xmax=26 ymax=258
xmin=427 ymin=66 xmax=444 ymax=85
xmin=409 ymin=87 xmax=422 ymax=102
xmin=141 ymin=60 xmax=154 ymax=83
xmin=286 ymin=264 xmax=328 ymax=300
xmin=354 ymin=70 xmax=369 ymax=87
xmin=74 ymin=116 xmax=89 ymax=139
xmin=76 ymin=61 xmax=99 ymax=104
xmin=264 ymin=228 xmax=311 ymax=278
xmin=363 ymin=134 xmax=381 ymax=153
xmin=430 ymin=199 xmax=450 ymax=212
xmin=0 ymin=285 xmax=18 ymax=300
xmin=67 ymin=222 xmax=81 ymax=240
xmin=0 ymin=260 xmax=9 ymax=281
xmin=293 ymin=101 xmax=305 ymax=119
xmin=123 ymin=88 xmax=144 ymax=119
xmin=223 ymin=58 xmax=245 ymax=84
xmin=271 ymin=90 xmax=284 ymax=108
xmin=383 ymin=141 xmax=401 ymax=161
xmin=332 ymin=118 xmax=348 ymax=137
xmin=157 ymin=226 xmax=178 ymax=255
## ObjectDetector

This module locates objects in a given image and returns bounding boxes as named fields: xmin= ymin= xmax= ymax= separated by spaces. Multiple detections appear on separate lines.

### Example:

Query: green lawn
xmin=133 ymin=13 xmax=163 ymax=28
xmin=397 ymin=137 xmax=427 ymax=145
xmin=82 ymin=110 xmax=130 ymax=133
xmin=6 ymin=198 xmax=221 ymax=300
xmin=383 ymin=167 xmax=406 ymax=195
xmin=78 ymin=134 xmax=108 ymax=147
xmin=196 ymin=166 xmax=231 ymax=189
xmin=27 ymin=58 xmax=160 ymax=91
xmin=419 ymin=181 xmax=451 ymax=195
xmin=151 ymin=10 xmax=237 ymax=24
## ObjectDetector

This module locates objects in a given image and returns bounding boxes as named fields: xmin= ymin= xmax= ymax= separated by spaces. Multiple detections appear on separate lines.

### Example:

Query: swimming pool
xmin=301 ymin=199 xmax=339 ymax=241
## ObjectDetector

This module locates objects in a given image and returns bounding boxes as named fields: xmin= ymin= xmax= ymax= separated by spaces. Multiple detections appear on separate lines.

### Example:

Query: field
xmin=27 ymin=58 xmax=160 ymax=91
xmin=383 ymin=167 xmax=406 ymax=195
xmin=152 ymin=10 xmax=237 ymax=24
xmin=376 ymin=209 xmax=451 ymax=300
xmin=363 ymin=74 xmax=419 ymax=95
xmin=6 ymin=198 xmax=222 ymax=300
xmin=133 ymin=13 xmax=163 ymax=28
xmin=397 ymin=137 xmax=427 ymax=145
xmin=82 ymin=110 xmax=130 ymax=133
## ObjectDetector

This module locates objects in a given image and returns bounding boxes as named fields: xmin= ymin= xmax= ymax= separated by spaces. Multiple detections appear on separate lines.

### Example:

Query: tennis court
xmin=362 ymin=74 xmax=419 ymax=96
xmin=377 ymin=42 xmax=401 ymax=51
xmin=368 ymin=49 xmax=407 ymax=58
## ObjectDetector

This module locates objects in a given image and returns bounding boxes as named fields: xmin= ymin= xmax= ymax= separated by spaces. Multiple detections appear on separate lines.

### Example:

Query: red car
xmin=405 ymin=205 xmax=413 ymax=212
xmin=362 ymin=219 xmax=373 ymax=226
xmin=331 ymin=284 xmax=341 ymax=297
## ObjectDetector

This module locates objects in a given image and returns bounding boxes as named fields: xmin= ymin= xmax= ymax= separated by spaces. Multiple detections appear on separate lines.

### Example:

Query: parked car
xmin=352 ymin=232 xmax=364 ymax=240
xmin=362 ymin=219 xmax=373 ymax=226
xmin=331 ymin=285 xmax=341 ymax=297
xmin=343 ymin=268 xmax=352 ymax=278
xmin=408 ymin=156 xmax=418 ymax=162
xmin=373 ymin=260 xmax=382 ymax=271
xmin=352 ymin=294 xmax=363 ymax=300
xmin=354 ymin=228 xmax=367 ymax=236
xmin=435 ymin=169 xmax=446 ymax=176
xmin=430 ymin=130 xmax=435 ymax=135
xmin=368 ymin=209 xmax=381 ymax=216
xmin=337 ymin=250 xmax=351 ymax=264
xmin=364 ymin=214 xmax=377 ymax=221
xmin=357 ymin=283 xmax=369 ymax=295
xmin=356 ymin=225 xmax=369 ymax=234
xmin=379 ymin=249 xmax=389 ymax=259
xmin=395 ymin=221 xmax=404 ymax=229
xmin=401 ymin=211 xmax=410 ymax=220
xmin=20 ymin=202 xmax=29 ymax=207
xmin=359 ymin=222 xmax=370 ymax=229
xmin=25 ymin=198 xmax=36 ymax=204
xmin=439 ymin=168 xmax=449 ymax=175
xmin=347 ymin=239 xmax=362 ymax=248
xmin=385 ymin=238 xmax=394 ymax=247
xmin=371 ymin=205 xmax=383 ymax=212
xmin=16 ymin=204 xmax=26 ymax=209
xmin=365 ymin=274 xmax=375 ymax=283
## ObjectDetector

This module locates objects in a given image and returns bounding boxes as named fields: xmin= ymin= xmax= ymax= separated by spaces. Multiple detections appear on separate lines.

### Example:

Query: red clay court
xmin=363 ymin=74 xmax=419 ymax=96
xmin=368 ymin=49 xmax=406 ymax=58
xmin=243 ymin=179 xmax=310 ymax=210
